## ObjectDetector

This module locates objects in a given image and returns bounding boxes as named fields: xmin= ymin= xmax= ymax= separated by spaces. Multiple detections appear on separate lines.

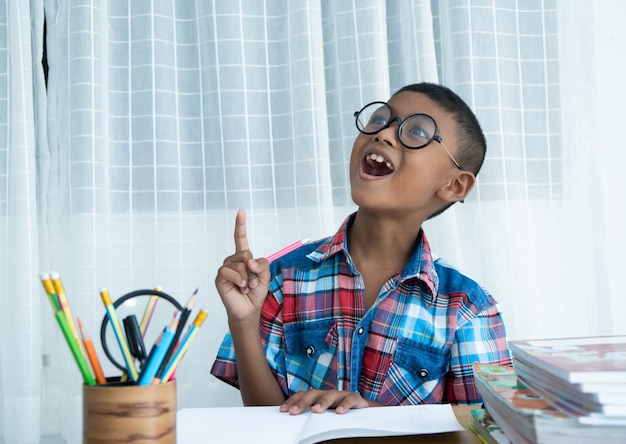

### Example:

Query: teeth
xmin=367 ymin=153 xmax=384 ymax=163
xmin=366 ymin=153 xmax=394 ymax=171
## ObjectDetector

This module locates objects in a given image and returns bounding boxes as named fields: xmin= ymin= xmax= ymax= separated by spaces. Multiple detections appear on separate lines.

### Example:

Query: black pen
xmin=153 ymin=288 xmax=198 ymax=383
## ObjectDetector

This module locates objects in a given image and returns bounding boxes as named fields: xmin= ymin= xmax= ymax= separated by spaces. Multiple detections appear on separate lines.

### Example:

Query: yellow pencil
xmin=50 ymin=271 xmax=80 ymax=342
xmin=139 ymin=286 xmax=161 ymax=337
xmin=100 ymin=288 xmax=138 ymax=381
xmin=160 ymin=308 xmax=208 ymax=383
xmin=39 ymin=273 xmax=61 ymax=313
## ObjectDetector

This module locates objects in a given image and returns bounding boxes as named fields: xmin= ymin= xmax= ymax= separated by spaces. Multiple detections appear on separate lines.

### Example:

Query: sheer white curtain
xmin=1 ymin=0 xmax=625 ymax=442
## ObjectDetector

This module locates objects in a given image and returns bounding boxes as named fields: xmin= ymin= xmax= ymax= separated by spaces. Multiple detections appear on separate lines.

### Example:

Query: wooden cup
xmin=83 ymin=380 xmax=176 ymax=444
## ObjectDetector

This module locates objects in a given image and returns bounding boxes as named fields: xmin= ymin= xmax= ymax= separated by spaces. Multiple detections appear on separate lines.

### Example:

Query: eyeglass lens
xmin=355 ymin=102 xmax=437 ymax=149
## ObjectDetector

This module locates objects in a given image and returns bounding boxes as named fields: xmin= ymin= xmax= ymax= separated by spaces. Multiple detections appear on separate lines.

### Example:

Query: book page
xmin=177 ymin=406 xmax=308 ymax=444
xmin=177 ymin=404 xmax=463 ymax=444
xmin=298 ymin=404 xmax=463 ymax=444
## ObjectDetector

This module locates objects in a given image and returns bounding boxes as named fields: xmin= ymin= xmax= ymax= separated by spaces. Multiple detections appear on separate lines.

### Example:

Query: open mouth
xmin=362 ymin=152 xmax=394 ymax=176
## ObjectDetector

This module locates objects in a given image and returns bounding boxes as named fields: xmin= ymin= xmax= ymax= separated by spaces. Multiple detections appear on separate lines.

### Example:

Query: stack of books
xmin=473 ymin=335 xmax=626 ymax=444
xmin=509 ymin=336 xmax=626 ymax=425
xmin=468 ymin=407 xmax=510 ymax=444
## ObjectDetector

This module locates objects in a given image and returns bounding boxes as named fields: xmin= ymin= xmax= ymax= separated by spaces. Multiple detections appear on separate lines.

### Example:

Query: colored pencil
xmin=139 ymin=286 xmax=161 ymax=337
xmin=78 ymin=318 xmax=107 ymax=384
xmin=160 ymin=308 xmax=208 ymax=383
xmin=50 ymin=271 xmax=80 ymax=342
xmin=40 ymin=272 xmax=95 ymax=385
xmin=55 ymin=311 xmax=96 ymax=385
xmin=152 ymin=288 xmax=198 ymax=383
xmin=266 ymin=238 xmax=310 ymax=263
xmin=39 ymin=273 xmax=61 ymax=313
xmin=100 ymin=288 xmax=138 ymax=381
xmin=137 ymin=312 xmax=180 ymax=386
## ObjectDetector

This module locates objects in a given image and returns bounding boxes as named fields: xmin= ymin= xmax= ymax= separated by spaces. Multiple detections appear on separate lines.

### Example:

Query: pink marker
xmin=266 ymin=238 xmax=310 ymax=263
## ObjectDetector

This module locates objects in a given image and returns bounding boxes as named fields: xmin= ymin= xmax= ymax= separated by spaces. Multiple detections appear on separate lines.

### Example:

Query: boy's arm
xmin=444 ymin=305 xmax=511 ymax=404
xmin=228 ymin=317 xmax=286 ymax=406
xmin=213 ymin=209 xmax=285 ymax=406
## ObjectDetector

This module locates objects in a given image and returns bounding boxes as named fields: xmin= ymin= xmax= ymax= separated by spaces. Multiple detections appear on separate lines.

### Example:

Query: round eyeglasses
xmin=354 ymin=101 xmax=462 ymax=170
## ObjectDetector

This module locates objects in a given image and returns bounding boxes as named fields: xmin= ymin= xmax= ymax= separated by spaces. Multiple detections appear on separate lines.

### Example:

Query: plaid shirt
xmin=211 ymin=213 xmax=511 ymax=405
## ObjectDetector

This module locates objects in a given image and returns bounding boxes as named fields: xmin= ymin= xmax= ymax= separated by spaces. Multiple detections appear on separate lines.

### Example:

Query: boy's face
xmin=349 ymin=91 xmax=464 ymax=218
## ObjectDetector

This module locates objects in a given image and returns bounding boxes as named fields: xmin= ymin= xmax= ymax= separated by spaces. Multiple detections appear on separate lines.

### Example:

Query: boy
xmin=210 ymin=82 xmax=511 ymax=415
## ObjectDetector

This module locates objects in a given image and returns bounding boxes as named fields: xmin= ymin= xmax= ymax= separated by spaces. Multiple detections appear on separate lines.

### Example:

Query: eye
xmin=407 ymin=123 xmax=428 ymax=139
xmin=368 ymin=111 xmax=388 ymax=126
xmin=400 ymin=115 xmax=435 ymax=146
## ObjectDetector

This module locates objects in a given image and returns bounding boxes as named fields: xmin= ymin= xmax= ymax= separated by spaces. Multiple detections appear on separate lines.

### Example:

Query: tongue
xmin=363 ymin=158 xmax=393 ymax=176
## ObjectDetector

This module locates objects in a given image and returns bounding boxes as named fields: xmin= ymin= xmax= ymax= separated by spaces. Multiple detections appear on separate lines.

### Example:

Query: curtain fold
xmin=0 ymin=0 xmax=45 ymax=442
xmin=1 ymin=0 xmax=625 ymax=442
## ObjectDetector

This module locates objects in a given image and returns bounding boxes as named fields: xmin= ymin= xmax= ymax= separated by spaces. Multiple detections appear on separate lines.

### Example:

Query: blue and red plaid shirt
xmin=211 ymin=213 xmax=511 ymax=405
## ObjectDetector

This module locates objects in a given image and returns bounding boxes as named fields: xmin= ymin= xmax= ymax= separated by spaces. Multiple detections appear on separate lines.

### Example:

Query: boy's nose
xmin=373 ymin=123 xmax=400 ymax=146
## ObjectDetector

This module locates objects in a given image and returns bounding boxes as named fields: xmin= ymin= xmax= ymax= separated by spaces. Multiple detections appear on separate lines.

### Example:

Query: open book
xmin=177 ymin=404 xmax=463 ymax=444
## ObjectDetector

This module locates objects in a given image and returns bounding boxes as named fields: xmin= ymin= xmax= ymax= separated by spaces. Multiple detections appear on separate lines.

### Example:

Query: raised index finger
xmin=234 ymin=209 xmax=250 ymax=253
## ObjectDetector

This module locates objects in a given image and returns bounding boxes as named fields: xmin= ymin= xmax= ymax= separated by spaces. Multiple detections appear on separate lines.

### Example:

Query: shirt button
xmin=306 ymin=345 xmax=315 ymax=357
xmin=419 ymin=369 xmax=429 ymax=378
xmin=357 ymin=326 xmax=364 ymax=335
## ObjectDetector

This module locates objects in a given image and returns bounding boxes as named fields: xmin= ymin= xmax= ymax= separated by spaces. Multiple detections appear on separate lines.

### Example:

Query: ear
xmin=437 ymin=171 xmax=476 ymax=203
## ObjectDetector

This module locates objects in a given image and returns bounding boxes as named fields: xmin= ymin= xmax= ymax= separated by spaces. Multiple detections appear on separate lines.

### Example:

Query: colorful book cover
xmin=472 ymin=362 xmax=566 ymax=417
xmin=468 ymin=422 xmax=490 ymax=444
xmin=470 ymin=408 xmax=510 ymax=444
xmin=508 ymin=336 xmax=626 ymax=383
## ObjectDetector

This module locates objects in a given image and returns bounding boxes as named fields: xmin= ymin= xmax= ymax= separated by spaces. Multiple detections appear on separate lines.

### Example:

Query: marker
xmin=137 ymin=312 xmax=180 ymax=386
xmin=100 ymin=288 xmax=138 ymax=381
xmin=123 ymin=314 xmax=147 ymax=364
xmin=266 ymin=238 xmax=310 ymax=263
xmin=78 ymin=318 xmax=107 ymax=384
xmin=160 ymin=308 xmax=208 ymax=383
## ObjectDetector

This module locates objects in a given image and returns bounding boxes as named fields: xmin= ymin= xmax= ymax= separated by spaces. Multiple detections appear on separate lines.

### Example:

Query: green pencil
xmin=55 ymin=310 xmax=96 ymax=386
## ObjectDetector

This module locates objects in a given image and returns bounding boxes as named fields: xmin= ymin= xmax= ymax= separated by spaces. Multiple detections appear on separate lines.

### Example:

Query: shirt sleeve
xmin=209 ymin=290 xmax=289 ymax=395
xmin=210 ymin=331 xmax=239 ymax=388
xmin=259 ymin=291 xmax=289 ymax=396
xmin=443 ymin=303 xmax=512 ymax=405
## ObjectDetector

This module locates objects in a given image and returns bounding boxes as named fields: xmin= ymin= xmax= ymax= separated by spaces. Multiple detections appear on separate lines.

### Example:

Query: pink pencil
xmin=266 ymin=238 xmax=310 ymax=263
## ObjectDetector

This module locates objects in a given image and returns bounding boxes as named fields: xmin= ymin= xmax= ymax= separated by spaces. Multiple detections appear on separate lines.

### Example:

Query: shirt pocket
xmin=393 ymin=337 xmax=450 ymax=382
xmin=283 ymin=319 xmax=338 ymax=392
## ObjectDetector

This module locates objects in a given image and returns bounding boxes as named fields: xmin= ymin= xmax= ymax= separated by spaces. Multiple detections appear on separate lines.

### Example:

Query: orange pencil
xmin=78 ymin=318 xmax=107 ymax=384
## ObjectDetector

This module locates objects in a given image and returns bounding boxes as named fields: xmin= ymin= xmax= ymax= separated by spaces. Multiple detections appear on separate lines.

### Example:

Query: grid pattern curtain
xmin=1 ymin=0 xmax=625 ymax=442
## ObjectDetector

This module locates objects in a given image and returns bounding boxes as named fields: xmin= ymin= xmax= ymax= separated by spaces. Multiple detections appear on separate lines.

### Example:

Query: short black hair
xmin=393 ymin=83 xmax=486 ymax=176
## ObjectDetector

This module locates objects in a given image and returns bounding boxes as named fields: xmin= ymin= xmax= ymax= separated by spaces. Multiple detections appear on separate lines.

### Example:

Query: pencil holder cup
xmin=83 ymin=379 xmax=176 ymax=444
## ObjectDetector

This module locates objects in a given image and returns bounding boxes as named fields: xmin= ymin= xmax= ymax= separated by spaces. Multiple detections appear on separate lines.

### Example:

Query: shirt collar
xmin=307 ymin=212 xmax=439 ymax=298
